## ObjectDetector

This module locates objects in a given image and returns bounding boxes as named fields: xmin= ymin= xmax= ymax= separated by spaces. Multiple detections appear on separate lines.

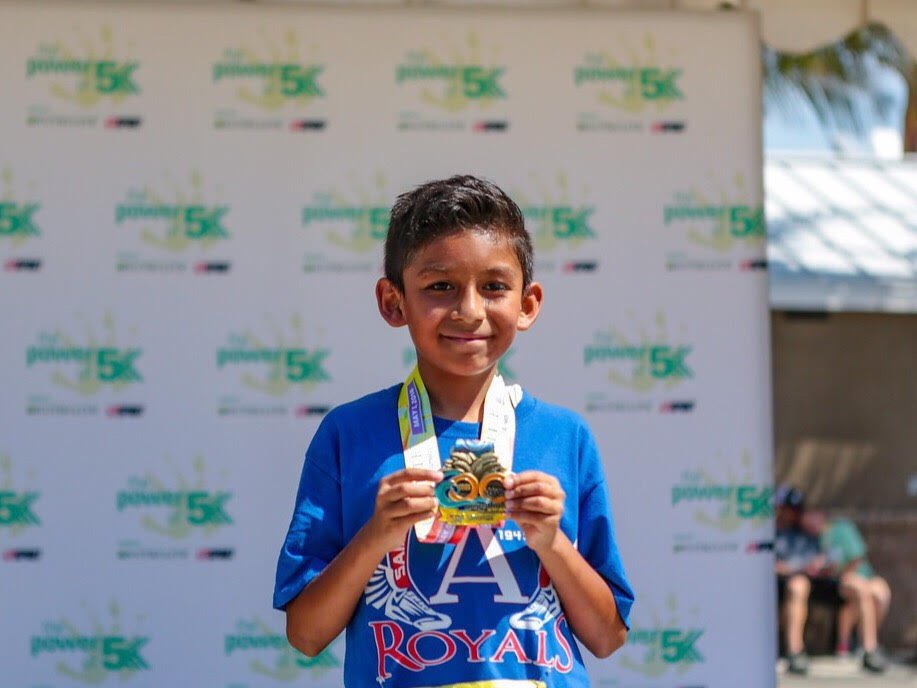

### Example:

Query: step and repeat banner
xmin=0 ymin=3 xmax=775 ymax=686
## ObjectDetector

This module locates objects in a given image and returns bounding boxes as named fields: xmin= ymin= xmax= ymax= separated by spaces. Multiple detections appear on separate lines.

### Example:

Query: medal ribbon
xmin=398 ymin=365 xmax=520 ymax=543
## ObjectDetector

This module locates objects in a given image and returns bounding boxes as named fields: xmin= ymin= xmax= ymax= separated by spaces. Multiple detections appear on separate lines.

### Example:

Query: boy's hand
xmin=804 ymin=554 xmax=829 ymax=577
xmin=504 ymin=471 xmax=565 ymax=553
xmin=366 ymin=468 xmax=443 ymax=553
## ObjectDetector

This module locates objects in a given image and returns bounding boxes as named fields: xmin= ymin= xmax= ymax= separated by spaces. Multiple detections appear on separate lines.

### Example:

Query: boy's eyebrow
xmin=415 ymin=264 xmax=449 ymax=276
xmin=415 ymin=264 xmax=519 ymax=278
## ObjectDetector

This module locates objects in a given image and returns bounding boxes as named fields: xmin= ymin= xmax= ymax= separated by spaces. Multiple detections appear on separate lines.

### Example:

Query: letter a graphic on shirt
xmin=429 ymin=528 xmax=528 ymax=605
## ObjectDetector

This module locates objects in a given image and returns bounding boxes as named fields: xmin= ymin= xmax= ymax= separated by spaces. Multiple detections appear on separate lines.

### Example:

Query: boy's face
xmin=377 ymin=229 xmax=541 ymax=384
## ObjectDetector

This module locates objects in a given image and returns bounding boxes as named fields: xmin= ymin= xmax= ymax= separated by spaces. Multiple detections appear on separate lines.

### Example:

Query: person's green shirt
xmin=822 ymin=518 xmax=874 ymax=578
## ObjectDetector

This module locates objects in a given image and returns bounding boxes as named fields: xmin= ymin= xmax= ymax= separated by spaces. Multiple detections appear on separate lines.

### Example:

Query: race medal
xmin=436 ymin=439 xmax=508 ymax=527
xmin=398 ymin=366 xmax=519 ymax=543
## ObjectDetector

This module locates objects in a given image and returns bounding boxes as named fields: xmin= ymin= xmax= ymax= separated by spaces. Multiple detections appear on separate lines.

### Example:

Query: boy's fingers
xmin=506 ymin=496 xmax=562 ymax=515
xmin=392 ymin=509 xmax=438 ymax=530
xmin=384 ymin=496 xmax=438 ymax=518
xmin=386 ymin=468 xmax=444 ymax=485
xmin=504 ymin=471 xmax=543 ymax=489
xmin=383 ymin=480 xmax=437 ymax=497
xmin=504 ymin=476 xmax=564 ymax=501
xmin=505 ymin=482 xmax=563 ymax=499
xmin=504 ymin=471 xmax=559 ymax=487
xmin=378 ymin=469 xmax=443 ymax=498
xmin=378 ymin=483 xmax=437 ymax=508
xmin=509 ymin=509 xmax=560 ymax=527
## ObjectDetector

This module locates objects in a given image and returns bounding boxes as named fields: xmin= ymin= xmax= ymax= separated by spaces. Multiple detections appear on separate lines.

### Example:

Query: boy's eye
xmin=425 ymin=281 xmax=453 ymax=291
xmin=484 ymin=282 xmax=510 ymax=292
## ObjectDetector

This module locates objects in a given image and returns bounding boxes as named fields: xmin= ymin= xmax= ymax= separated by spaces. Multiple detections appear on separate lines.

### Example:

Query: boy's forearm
xmin=533 ymin=531 xmax=626 ymax=658
xmin=285 ymin=521 xmax=390 ymax=656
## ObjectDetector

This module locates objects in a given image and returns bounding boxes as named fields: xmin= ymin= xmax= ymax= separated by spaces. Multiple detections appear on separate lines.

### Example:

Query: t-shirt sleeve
xmin=273 ymin=415 xmax=344 ymax=611
xmin=576 ymin=424 xmax=635 ymax=629
xmin=827 ymin=519 xmax=867 ymax=567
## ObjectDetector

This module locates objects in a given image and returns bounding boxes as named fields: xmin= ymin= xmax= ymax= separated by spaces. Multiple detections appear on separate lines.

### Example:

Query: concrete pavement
xmin=778 ymin=656 xmax=917 ymax=687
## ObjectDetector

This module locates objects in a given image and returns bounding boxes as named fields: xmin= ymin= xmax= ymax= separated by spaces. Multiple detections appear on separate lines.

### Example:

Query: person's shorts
xmin=777 ymin=574 xmax=842 ymax=605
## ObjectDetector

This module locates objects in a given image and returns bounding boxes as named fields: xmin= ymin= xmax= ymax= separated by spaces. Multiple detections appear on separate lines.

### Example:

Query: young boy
xmin=274 ymin=175 xmax=633 ymax=687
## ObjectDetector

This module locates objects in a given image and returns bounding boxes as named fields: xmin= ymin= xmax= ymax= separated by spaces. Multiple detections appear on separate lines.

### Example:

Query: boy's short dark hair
xmin=384 ymin=175 xmax=533 ymax=291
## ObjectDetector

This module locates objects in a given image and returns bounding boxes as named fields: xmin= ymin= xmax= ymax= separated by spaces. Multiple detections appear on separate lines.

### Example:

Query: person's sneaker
xmin=862 ymin=650 xmax=887 ymax=673
xmin=364 ymin=565 xmax=451 ymax=630
xmin=385 ymin=588 xmax=451 ymax=630
xmin=786 ymin=652 xmax=809 ymax=675
xmin=510 ymin=586 xmax=561 ymax=630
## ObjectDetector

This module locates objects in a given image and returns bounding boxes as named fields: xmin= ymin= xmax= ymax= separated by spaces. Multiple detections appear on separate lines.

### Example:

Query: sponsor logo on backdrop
xmin=583 ymin=312 xmax=696 ymax=414
xmin=223 ymin=617 xmax=341 ymax=684
xmin=663 ymin=172 xmax=766 ymax=273
xmin=573 ymin=36 xmax=685 ymax=134
xmin=671 ymin=452 xmax=774 ymax=555
xmin=403 ymin=347 xmax=516 ymax=381
xmin=114 ymin=172 xmax=233 ymax=274
xmin=300 ymin=174 xmax=390 ymax=273
xmin=31 ymin=603 xmax=150 ymax=681
xmin=514 ymin=173 xmax=599 ymax=274
xmin=29 ymin=602 xmax=150 ymax=685
xmin=618 ymin=595 xmax=705 ymax=678
xmin=1 ymin=168 xmax=43 ymax=273
xmin=395 ymin=33 xmax=508 ymax=132
xmin=25 ymin=27 xmax=142 ymax=129
xmin=115 ymin=456 xmax=234 ymax=561
xmin=1 ymin=455 xmax=43 ymax=562
xmin=211 ymin=30 xmax=327 ymax=132
xmin=24 ymin=314 xmax=145 ymax=417
xmin=216 ymin=315 xmax=332 ymax=417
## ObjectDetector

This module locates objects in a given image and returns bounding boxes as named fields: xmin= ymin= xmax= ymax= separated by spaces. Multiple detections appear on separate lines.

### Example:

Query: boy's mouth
xmin=441 ymin=333 xmax=490 ymax=343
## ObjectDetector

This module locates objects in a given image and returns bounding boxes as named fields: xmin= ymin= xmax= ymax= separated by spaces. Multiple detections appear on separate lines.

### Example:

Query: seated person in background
xmin=774 ymin=486 xmax=834 ymax=675
xmin=822 ymin=517 xmax=891 ymax=673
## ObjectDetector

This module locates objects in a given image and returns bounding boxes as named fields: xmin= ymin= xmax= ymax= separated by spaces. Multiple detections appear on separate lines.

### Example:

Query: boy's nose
xmin=453 ymin=287 xmax=485 ymax=321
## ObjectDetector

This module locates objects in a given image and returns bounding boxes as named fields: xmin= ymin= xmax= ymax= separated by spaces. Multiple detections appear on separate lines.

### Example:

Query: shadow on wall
xmin=776 ymin=439 xmax=879 ymax=508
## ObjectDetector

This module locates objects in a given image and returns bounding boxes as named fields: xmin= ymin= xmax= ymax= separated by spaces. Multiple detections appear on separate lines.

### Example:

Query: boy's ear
xmin=376 ymin=278 xmax=407 ymax=328
xmin=517 ymin=282 xmax=543 ymax=332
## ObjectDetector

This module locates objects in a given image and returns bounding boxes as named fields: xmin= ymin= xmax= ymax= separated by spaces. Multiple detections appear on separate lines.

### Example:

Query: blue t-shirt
xmin=274 ymin=384 xmax=633 ymax=688
xmin=775 ymin=527 xmax=821 ymax=572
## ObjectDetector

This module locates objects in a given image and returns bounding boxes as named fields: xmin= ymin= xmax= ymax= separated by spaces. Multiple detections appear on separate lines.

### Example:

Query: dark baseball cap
xmin=776 ymin=485 xmax=805 ymax=510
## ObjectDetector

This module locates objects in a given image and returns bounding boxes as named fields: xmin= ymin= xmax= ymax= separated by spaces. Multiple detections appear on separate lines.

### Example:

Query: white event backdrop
xmin=0 ymin=3 xmax=775 ymax=687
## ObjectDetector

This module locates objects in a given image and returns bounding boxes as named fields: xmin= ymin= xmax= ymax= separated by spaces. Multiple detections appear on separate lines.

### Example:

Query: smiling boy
xmin=274 ymin=175 xmax=633 ymax=688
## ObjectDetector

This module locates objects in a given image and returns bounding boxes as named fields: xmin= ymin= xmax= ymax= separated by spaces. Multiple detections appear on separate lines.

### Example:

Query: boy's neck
xmin=418 ymin=362 xmax=497 ymax=424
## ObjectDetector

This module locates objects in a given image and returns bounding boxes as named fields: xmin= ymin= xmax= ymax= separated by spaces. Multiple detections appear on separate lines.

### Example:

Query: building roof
xmin=766 ymin=155 xmax=917 ymax=312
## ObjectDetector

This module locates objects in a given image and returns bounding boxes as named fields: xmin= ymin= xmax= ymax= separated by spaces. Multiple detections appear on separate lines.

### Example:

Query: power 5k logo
xmin=211 ymin=29 xmax=328 ymax=132
xmin=513 ymin=172 xmax=600 ymax=274
xmin=583 ymin=312 xmax=696 ymax=415
xmin=216 ymin=315 xmax=332 ymax=417
xmin=24 ymin=315 xmax=145 ymax=418
xmin=663 ymin=172 xmax=767 ymax=273
xmin=0 ymin=490 xmax=40 ymax=531
xmin=115 ymin=173 xmax=233 ymax=275
xmin=30 ymin=602 xmax=150 ymax=682
xmin=25 ymin=27 xmax=142 ymax=129
xmin=300 ymin=173 xmax=392 ymax=273
xmin=0 ymin=201 xmax=41 ymax=243
xmin=115 ymin=457 xmax=235 ymax=562
xmin=671 ymin=452 xmax=774 ymax=555
xmin=395 ymin=33 xmax=508 ymax=133
xmin=1 ymin=168 xmax=43 ymax=272
xmin=619 ymin=595 xmax=705 ymax=678
xmin=0 ymin=455 xmax=43 ymax=563
xmin=224 ymin=617 xmax=342 ymax=683
xmin=573 ymin=35 xmax=685 ymax=134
